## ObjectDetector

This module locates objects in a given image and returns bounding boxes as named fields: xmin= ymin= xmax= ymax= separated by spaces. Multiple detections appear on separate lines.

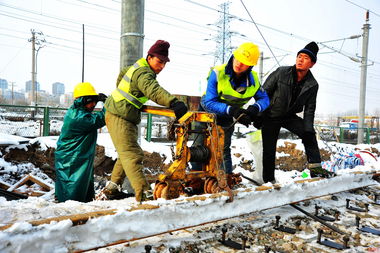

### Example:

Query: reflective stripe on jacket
xmin=111 ymin=58 xmax=149 ymax=108
xmin=212 ymin=64 xmax=260 ymax=106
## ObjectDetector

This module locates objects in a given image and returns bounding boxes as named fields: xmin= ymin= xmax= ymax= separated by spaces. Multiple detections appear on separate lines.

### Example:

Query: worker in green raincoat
xmin=55 ymin=82 xmax=107 ymax=202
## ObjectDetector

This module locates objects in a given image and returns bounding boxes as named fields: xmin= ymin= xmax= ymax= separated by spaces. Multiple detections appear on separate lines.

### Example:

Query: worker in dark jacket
xmin=55 ymin=82 xmax=107 ymax=202
xmin=260 ymin=42 xmax=329 ymax=183
xmin=99 ymin=40 xmax=188 ymax=202
xmin=193 ymin=42 xmax=269 ymax=178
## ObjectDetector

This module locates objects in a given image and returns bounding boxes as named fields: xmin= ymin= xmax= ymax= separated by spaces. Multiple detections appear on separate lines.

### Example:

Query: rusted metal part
xmin=145 ymin=106 xmax=231 ymax=201
xmin=216 ymin=169 xmax=234 ymax=202
xmin=314 ymin=205 xmax=336 ymax=222
xmin=290 ymin=203 xmax=348 ymax=235
xmin=356 ymin=215 xmax=380 ymax=235
xmin=274 ymin=215 xmax=296 ymax=234
xmin=218 ymin=227 xmax=247 ymax=250
xmin=346 ymin=199 xmax=367 ymax=212
xmin=317 ymin=228 xmax=350 ymax=250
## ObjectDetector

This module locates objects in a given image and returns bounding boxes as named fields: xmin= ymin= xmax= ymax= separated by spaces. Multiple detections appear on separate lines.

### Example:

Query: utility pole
xmin=258 ymin=52 xmax=264 ymax=83
xmin=357 ymin=11 xmax=371 ymax=144
xmin=120 ymin=0 xmax=145 ymax=145
xmin=120 ymin=0 xmax=144 ymax=70
xmin=10 ymin=82 xmax=15 ymax=105
xmin=30 ymin=30 xmax=36 ymax=106
xmin=28 ymin=29 xmax=46 ymax=107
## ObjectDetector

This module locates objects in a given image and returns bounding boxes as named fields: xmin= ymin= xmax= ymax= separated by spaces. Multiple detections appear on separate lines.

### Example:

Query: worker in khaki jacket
xmin=99 ymin=40 xmax=188 ymax=202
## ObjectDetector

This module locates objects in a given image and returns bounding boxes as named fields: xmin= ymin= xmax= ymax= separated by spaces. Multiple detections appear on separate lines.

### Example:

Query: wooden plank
xmin=27 ymin=174 xmax=53 ymax=191
xmin=0 ymin=209 xmax=118 ymax=231
xmin=7 ymin=175 xmax=31 ymax=192
xmin=0 ymin=180 xmax=11 ymax=190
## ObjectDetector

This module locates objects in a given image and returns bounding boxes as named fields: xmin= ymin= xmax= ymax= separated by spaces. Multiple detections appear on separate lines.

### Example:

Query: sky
xmin=0 ymin=0 xmax=380 ymax=115
xmin=0 ymin=132 xmax=380 ymax=252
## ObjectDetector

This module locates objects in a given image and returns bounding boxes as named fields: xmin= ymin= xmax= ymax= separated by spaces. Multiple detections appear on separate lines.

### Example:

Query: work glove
xmin=97 ymin=93 xmax=108 ymax=103
xmin=228 ymin=106 xmax=251 ymax=127
xmin=170 ymin=101 xmax=188 ymax=120
xmin=252 ymin=115 xmax=264 ymax=129
xmin=246 ymin=105 xmax=259 ymax=119
xmin=246 ymin=105 xmax=262 ymax=129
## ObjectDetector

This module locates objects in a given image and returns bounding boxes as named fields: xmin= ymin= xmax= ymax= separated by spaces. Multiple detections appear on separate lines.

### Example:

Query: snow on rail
xmin=0 ymin=170 xmax=379 ymax=253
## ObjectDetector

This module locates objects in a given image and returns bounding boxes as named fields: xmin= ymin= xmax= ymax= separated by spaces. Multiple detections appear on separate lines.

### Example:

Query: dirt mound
xmin=276 ymin=141 xmax=331 ymax=171
xmin=236 ymin=141 xmax=333 ymax=172
xmin=0 ymin=143 xmax=168 ymax=183
xmin=1 ymin=142 xmax=56 ymax=180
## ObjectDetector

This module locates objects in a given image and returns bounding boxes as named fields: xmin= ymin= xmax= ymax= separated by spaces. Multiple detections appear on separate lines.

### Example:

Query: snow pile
xmin=0 ymin=133 xmax=379 ymax=252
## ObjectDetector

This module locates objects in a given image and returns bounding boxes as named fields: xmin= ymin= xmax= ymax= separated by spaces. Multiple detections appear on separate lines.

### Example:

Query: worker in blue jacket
xmin=55 ymin=82 xmax=107 ymax=202
xmin=193 ymin=42 xmax=269 ymax=178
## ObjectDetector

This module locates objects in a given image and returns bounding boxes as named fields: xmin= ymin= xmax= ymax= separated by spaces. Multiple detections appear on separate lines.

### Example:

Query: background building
xmin=25 ymin=80 xmax=40 ymax=93
xmin=52 ymin=82 xmax=65 ymax=96
xmin=0 ymin=79 xmax=8 ymax=90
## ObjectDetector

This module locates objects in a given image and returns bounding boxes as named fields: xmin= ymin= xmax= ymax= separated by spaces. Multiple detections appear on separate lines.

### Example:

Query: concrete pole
xmin=10 ymin=82 xmax=15 ymax=105
xmin=357 ymin=11 xmax=371 ymax=144
xmin=120 ymin=0 xmax=145 ymax=145
xmin=31 ymin=30 xmax=36 ymax=106
xmin=120 ymin=0 xmax=145 ymax=69
xmin=259 ymin=51 xmax=264 ymax=84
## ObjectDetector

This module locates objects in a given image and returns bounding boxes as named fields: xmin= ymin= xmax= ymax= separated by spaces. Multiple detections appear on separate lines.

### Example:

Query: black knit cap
xmin=147 ymin=40 xmax=170 ymax=62
xmin=297 ymin=41 xmax=319 ymax=63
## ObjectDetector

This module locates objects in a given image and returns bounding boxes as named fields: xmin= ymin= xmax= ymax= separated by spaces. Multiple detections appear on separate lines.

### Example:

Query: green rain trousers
xmin=106 ymin=111 xmax=149 ymax=199
xmin=55 ymin=98 xmax=105 ymax=202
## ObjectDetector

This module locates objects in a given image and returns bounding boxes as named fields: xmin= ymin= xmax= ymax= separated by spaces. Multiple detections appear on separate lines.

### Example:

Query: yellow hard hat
xmin=233 ymin=42 xmax=260 ymax=66
xmin=73 ymin=82 xmax=98 ymax=98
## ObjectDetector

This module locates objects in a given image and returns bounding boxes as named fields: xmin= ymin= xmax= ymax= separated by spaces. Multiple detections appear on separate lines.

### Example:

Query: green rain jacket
xmin=55 ymin=97 xmax=106 ymax=202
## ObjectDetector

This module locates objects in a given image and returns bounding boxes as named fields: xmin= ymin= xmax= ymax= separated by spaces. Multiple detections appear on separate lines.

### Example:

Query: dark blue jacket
xmin=202 ymin=56 xmax=269 ymax=116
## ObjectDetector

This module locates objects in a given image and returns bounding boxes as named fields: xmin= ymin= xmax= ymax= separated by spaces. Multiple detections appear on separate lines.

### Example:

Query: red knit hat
xmin=147 ymin=40 xmax=170 ymax=62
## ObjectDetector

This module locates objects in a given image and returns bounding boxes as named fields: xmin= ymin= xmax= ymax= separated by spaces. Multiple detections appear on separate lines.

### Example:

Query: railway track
xmin=0 ymin=170 xmax=379 ymax=252
xmin=79 ymin=185 xmax=380 ymax=252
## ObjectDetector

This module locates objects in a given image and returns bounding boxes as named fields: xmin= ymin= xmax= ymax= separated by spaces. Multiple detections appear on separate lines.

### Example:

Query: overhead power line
xmin=344 ymin=0 xmax=380 ymax=18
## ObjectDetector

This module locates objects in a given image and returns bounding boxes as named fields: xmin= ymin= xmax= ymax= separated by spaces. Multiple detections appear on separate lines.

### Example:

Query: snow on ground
xmin=0 ymin=133 xmax=380 ymax=252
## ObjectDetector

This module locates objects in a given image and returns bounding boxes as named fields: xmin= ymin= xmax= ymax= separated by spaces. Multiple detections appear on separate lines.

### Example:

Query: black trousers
xmin=261 ymin=114 xmax=321 ymax=182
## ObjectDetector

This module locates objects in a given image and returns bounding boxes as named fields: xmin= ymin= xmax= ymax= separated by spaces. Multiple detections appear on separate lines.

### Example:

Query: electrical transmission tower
xmin=211 ymin=1 xmax=232 ymax=65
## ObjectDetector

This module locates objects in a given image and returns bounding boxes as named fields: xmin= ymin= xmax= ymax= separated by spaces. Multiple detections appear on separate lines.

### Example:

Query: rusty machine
xmin=142 ymin=106 xmax=242 ymax=201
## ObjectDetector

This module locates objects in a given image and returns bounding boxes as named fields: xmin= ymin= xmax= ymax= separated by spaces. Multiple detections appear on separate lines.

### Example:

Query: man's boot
xmin=95 ymin=181 xmax=133 ymax=200
xmin=136 ymin=188 xmax=154 ymax=203
xmin=308 ymin=163 xmax=336 ymax=178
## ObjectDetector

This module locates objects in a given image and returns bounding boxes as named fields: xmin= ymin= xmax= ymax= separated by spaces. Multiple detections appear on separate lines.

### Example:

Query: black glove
xmin=228 ymin=106 xmax=251 ymax=127
xmin=97 ymin=93 xmax=108 ymax=102
xmin=246 ymin=105 xmax=259 ymax=119
xmin=252 ymin=115 xmax=263 ymax=129
xmin=171 ymin=101 xmax=188 ymax=120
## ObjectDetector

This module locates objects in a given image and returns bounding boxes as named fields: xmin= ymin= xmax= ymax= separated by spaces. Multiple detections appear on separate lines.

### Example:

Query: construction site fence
xmin=0 ymin=104 xmax=67 ymax=137
xmin=314 ymin=125 xmax=379 ymax=144
xmin=0 ymin=104 xmax=378 ymax=144
xmin=0 ymin=104 xmax=166 ymax=139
